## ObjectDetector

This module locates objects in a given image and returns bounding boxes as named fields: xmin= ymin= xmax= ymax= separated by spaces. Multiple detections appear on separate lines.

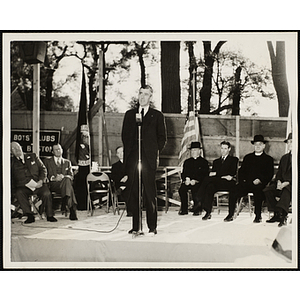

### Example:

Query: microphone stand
xmin=135 ymin=111 xmax=144 ymax=237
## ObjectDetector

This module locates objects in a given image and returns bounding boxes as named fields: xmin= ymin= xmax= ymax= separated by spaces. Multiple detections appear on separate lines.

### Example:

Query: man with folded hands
xmin=11 ymin=142 xmax=57 ymax=224
xmin=193 ymin=141 xmax=238 ymax=219
xmin=44 ymin=143 xmax=78 ymax=220
xmin=178 ymin=141 xmax=209 ymax=215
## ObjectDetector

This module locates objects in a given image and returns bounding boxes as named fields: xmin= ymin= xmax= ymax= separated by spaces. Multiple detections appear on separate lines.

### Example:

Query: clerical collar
xmin=139 ymin=105 xmax=149 ymax=115
xmin=255 ymin=152 xmax=263 ymax=156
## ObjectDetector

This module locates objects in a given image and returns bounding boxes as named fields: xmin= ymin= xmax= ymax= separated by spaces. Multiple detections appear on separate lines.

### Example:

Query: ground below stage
xmin=9 ymin=206 xmax=294 ymax=268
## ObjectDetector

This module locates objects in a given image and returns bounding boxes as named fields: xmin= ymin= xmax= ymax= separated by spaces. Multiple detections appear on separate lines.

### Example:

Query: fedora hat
xmin=284 ymin=132 xmax=292 ymax=143
xmin=189 ymin=141 xmax=202 ymax=149
xmin=251 ymin=134 xmax=267 ymax=144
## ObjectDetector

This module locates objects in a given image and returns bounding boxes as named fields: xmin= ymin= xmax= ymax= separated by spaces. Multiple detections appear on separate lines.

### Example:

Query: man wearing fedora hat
xmin=264 ymin=133 xmax=292 ymax=227
xmin=178 ymin=141 xmax=209 ymax=215
xmin=224 ymin=134 xmax=274 ymax=223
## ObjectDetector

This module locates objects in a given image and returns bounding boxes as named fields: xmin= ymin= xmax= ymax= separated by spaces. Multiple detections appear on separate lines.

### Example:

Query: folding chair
xmin=51 ymin=192 xmax=66 ymax=216
xmin=214 ymin=191 xmax=229 ymax=214
xmin=111 ymin=180 xmax=126 ymax=215
xmin=236 ymin=193 xmax=254 ymax=217
xmin=28 ymin=194 xmax=43 ymax=220
xmin=86 ymin=172 xmax=116 ymax=216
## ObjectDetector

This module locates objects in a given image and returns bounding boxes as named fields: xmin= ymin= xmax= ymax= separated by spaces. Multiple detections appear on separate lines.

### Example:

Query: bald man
xmin=11 ymin=142 xmax=57 ymax=223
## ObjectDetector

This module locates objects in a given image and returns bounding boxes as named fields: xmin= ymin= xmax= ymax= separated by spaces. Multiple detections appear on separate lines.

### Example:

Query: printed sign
xmin=11 ymin=130 xmax=61 ymax=156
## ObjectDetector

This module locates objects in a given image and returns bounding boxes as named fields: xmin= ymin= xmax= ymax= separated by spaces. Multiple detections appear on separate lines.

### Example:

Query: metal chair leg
xmin=29 ymin=195 xmax=43 ymax=220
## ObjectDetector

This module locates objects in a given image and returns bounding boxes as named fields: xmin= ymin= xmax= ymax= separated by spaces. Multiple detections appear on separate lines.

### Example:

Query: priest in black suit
xmin=224 ymin=135 xmax=274 ymax=223
xmin=193 ymin=141 xmax=238 ymax=219
xmin=178 ymin=141 xmax=209 ymax=215
xmin=264 ymin=133 xmax=292 ymax=227
xmin=121 ymin=85 xmax=167 ymax=235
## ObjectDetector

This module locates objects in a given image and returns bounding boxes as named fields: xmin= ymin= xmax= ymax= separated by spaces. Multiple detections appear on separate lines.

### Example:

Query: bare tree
xmin=267 ymin=41 xmax=290 ymax=117
xmin=199 ymin=41 xmax=227 ymax=114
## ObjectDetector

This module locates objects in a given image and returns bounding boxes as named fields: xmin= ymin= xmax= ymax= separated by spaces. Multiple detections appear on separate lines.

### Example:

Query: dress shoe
xmin=278 ymin=216 xmax=287 ymax=227
xmin=193 ymin=211 xmax=200 ymax=216
xmin=69 ymin=207 xmax=78 ymax=220
xmin=202 ymin=212 xmax=211 ymax=220
xmin=266 ymin=213 xmax=281 ymax=223
xmin=253 ymin=216 xmax=262 ymax=223
xmin=149 ymin=229 xmax=157 ymax=236
xmin=178 ymin=211 xmax=188 ymax=215
xmin=47 ymin=216 xmax=58 ymax=222
xmin=24 ymin=214 xmax=35 ymax=224
xmin=224 ymin=215 xmax=233 ymax=222
xmin=128 ymin=229 xmax=138 ymax=234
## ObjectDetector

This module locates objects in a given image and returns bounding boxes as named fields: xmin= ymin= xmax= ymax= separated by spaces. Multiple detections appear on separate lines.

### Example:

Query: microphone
xmin=136 ymin=112 xmax=142 ymax=124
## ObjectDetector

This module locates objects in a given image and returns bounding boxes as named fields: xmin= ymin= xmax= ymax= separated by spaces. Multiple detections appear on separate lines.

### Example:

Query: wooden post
xmin=236 ymin=115 xmax=240 ymax=159
xmin=192 ymin=69 xmax=196 ymax=112
xmin=98 ymin=50 xmax=104 ymax=165
xmin=32 ymin=63 xmax=40 ymax=155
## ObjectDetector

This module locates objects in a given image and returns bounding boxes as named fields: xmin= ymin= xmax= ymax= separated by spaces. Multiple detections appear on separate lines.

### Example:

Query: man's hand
xmin=190 ymin=179 xmax=196 ymax=186
xmin=120 ymin=175 xmax=128 ymax=183
xmin=277 ymin=180 xmax=289 ymax=190
xmin=185 ymin=177 xmax=191 ymax=185
xmin=55 ymin=174 xmax=64 ymax=182
xmin=253 ymin=179 xmax=262 ymax=185
xmin=209 ymin=172 xmax=216 ymax=177
xmin=36 ymin=180 xmax=43 ymax=189
xmin=221 ymin=175 xmax=233 ymax=181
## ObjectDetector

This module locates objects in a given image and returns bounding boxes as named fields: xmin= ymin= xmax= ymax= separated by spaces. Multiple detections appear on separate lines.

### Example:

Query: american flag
xmin=178 ymin=111 xmax=203 ymax=167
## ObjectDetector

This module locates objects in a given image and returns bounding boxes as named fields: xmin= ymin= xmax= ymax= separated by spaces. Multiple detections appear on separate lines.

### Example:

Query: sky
xmin=3 ymin=31 xmax=297 ymax=118
xmin=47 ymin=31 xmax=297 ymax=117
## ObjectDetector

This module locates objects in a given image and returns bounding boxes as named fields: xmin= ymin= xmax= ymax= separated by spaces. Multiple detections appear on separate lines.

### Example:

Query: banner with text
xmin=11 ymin=130 xmax=61 ymax=156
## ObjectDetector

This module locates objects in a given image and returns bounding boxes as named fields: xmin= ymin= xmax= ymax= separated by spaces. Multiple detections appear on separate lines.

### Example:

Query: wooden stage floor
xmin=7 ymin=206 xmax=296 ymax=269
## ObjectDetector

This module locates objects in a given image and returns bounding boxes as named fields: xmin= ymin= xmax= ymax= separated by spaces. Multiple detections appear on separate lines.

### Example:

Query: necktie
xmin=57 ymin=158 xmax=61 ymax=165
xmin=141 ymin=108 xmax=144 ymax=118
xmin=222 ymin=157 xmax=225 ymax=163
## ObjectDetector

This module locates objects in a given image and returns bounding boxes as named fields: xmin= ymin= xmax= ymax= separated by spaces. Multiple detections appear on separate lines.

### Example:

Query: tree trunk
xmin=232 ymin=66 xmax=242 ymax=115
xmin=267 ymin=41 xmax=290 ymax=117
xmin=186 ymin=42 xmax=197 ymax=112
xmin=44 ymin=69 xmax=54 ymax=110
xmin=135 ymin=42 xmax=147 ymax=87
xmin=161 ymin=41 xmax=181 ymax=113
xmin=199 ymin=41 xmax=226 ymax=114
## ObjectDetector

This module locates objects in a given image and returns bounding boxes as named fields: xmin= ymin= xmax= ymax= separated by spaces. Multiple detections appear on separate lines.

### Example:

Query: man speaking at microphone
xmin=122 ymin=85 xmax=167 ymax=235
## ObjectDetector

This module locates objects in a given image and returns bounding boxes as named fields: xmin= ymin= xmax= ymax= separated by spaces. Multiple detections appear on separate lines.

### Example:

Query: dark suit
xmin=111 ymin=160 xmax=126 ymax=190
xmin=228 ymin=151 xmax=274 ymax=218
xmin=179 ymin=156 xmax=209 ymax=213
xmin=264 ymin=152 xmax=292 ymax=214
xmin=111 ymin=160 xmax=128 ymax=206
xmin=44 ymin=156 xmax=77 ymax=209
xmin=11 ymin=153 xmax=53 ymax=217
xmin=197 ymin=155 xmax=238 ymax=214
xmin=121 ymin=107 xmax=167 ymax=231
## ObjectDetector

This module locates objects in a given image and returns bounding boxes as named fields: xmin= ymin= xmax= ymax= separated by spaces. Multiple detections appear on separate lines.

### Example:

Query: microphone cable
xmin=20 ymin=207 xmax=126 ymax=234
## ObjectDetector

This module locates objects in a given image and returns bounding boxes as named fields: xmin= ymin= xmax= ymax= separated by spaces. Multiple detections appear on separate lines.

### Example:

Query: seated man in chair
xmin=224 ymin=135 xmax=274 ymax=223
xmin=110 ymin=146 xmax=131 ymax=216
xmin=178 ymin=141 xmax=209 ymax=215
xmin=264 ymin=133 xmax=292 ymax=227
xmin=44 ymin=143 xmax=78 ymax=220
xmin=193 ymin=141 xmax=238 ymax=219
xmin=11 ymin=142 xmax=57 ymax=224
